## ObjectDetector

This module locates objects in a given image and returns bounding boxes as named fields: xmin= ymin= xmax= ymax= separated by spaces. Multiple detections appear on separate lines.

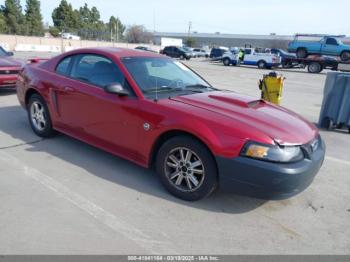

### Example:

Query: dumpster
xmin=318 ymin=71 xmax=350 ymax=133
xmin=258 ymin=72 xmax=285 ymax=105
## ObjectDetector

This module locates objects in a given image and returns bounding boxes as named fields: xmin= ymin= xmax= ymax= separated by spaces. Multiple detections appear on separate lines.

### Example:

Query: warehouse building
xmin=153 ymin=32 xmax=350 ymax=49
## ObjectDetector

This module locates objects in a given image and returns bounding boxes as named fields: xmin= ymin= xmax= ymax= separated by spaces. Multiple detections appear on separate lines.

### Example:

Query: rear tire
xmin=156 ymin=136 xmax=218 ymax=201
xmin=179 ymin=54 xmax=184 ymax=60
xmin=257 ymin=60 xmax=266 ymax=69
xmin=27 ymin=94 xmax=56 ymax=138
xmin=308 ymin=62 xmax=322 ymax=73
xmin=296 ymin=48 xmax=307 ymax=58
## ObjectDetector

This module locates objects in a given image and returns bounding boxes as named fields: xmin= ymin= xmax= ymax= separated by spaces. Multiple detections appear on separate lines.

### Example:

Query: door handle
xmin=63 ymin=86 xmax=75 ymax=93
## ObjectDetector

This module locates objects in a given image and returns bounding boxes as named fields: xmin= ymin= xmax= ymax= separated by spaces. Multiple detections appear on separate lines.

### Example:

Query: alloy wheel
xmin=164 ymin=147 xmax=205 ymax=192
xmin=30 ymin=101 xmax=46 ymax=131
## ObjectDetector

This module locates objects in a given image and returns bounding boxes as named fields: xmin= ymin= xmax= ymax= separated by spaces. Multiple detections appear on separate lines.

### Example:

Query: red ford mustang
xmin=0 ymin=46 xmax=23 ymax=89
xmin=16 ymin=47 xmax=325 ymax=201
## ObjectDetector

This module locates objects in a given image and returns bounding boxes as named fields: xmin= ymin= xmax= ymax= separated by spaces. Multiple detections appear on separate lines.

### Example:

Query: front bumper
xmin=0 ymin=75 xmax=18 ymax=88
xmin=216 ymin=138 xmax=325 ymax=199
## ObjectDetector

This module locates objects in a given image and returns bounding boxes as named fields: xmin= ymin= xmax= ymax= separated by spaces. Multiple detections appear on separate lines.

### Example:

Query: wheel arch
xmin=340 ymin=50 xmax=350 ymax=60
xmin=296 ymin=47 xmax=307 ymax=52
xmin=25 ymin=88 xmax=41 ymax=107
xmin=257 ymin=59 xmax=267 ymax=68
xmin=149 ymin=129 xmax=218 ymax=170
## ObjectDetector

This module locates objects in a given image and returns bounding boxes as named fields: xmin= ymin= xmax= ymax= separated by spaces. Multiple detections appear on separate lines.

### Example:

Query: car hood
xmin=0 ymin=57 xmax=24 ymax=68
xmin=170 ymin=91 xmax=317 ymax=145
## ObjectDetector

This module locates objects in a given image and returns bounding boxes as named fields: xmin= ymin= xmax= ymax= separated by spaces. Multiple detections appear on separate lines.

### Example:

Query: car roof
xmin=65 ymin=47 xmax=162 ymax=59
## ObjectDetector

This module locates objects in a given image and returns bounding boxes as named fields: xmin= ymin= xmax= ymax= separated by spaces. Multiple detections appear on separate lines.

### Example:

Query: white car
xmin=193 ymin=48 xmax=209 ymax=58
xmin=222 ymin=48 xmax=281 ymax=69
xmin=61 ymin=33 xmax=80 ymax=40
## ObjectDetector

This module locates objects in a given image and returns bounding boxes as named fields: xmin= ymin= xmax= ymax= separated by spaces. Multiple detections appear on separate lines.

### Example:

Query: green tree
xmin=2 ymin=0 xmax=25 ymax=34
xmin=185 ymin=37 xmax=196 ymax=47
xmin=25 ymin=0 xmax=44 ymax=36
xmin=109 ymin=16 xmax=125 ymax=42
xmin=0 ymin=11 xmax=6 ymax=33
xmin=52 ymin=0 xmax=79 ymax=33
xmin=48 ymin=26 xmax=60 ymax=37
xmin=77 ymin=4 xmax=105 ymax=40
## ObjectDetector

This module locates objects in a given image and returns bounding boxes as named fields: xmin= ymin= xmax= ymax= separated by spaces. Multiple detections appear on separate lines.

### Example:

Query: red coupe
xmin=16 ymin=47 xmax=325 ymax=201
xmin=0 ymin=46 xmax=23 ymax=89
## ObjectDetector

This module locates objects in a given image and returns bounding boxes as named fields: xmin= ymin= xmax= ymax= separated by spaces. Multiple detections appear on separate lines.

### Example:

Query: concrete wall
xmin=0 ymin=34 xmax=161 ymax=53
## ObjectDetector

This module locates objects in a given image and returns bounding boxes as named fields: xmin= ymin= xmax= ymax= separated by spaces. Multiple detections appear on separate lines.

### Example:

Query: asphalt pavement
xmin=0 ymin=54 xmax=349 ymax=254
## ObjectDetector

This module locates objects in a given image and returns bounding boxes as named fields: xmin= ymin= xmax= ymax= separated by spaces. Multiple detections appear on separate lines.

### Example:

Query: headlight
xmin=240 ymin=141 xmax=304 ymax=163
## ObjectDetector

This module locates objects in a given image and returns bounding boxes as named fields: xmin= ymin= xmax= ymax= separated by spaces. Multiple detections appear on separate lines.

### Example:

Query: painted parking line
xmin=0 ymin=150 xmax=176 ymax=254
xmin=326 ymin=156 xmax=350 ymax=167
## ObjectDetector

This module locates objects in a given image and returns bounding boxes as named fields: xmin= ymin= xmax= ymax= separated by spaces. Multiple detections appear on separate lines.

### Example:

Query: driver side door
xmin=54 ymin=54 xmax=142 ymax=161
xmin=322 ymin=38 xmax=340 ymax=56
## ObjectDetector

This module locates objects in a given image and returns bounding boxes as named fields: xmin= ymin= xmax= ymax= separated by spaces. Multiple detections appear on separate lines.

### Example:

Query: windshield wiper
xmin=186 ymin=84 xmax=210 ymax=89
xmin=186 ymin=84 xmax=218 ymax=91
xmin=143 ymin=87 xmax=183 ymax=94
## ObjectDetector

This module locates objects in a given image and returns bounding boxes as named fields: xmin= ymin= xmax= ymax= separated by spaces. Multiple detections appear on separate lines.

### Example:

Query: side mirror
xmin=104 ymin=83 xmax=129 ymax=96
xmin=7 ymin=51 xmax=14 ymax=56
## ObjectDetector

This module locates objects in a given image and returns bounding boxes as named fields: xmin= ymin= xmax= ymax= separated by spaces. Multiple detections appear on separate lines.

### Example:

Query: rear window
xmin=56 ymin=56 xmax=72 ymax=76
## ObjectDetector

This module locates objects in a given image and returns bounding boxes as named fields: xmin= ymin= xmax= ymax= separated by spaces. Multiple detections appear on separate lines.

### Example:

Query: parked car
xmin=17 ymin=47 xmax=325 ymax=201
xmin=209 ymin=47 xmax=227 ymax=59
xmin=182 ymin=47 xmax=195 ymax=58
xmin=161 ymin=46 xmax=191 ymax=60
xmin=288 ymin=34 xmax=350 ymax=61
xmin=0 ymin=46 xmax=23 ymax=89
xmin=135 ymin=46 xmax=157 ymax=53
xmin=270 ymin=48 xmax=297 ymax=68
xmin=222 ymin=48 xmax=281 ymax=69
xmin=192 ymin=48 xmax=208 ymax=58
xmin=61 ymin=33 xmax=80 ymax=40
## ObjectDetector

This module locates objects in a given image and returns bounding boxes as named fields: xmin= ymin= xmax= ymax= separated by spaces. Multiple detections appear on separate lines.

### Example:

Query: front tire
xmin=28 ymin=94 xmax=56 ymax=138
xmin=340 ymin=51 xmax=350 ymax=61
xmin=223 ymin=57 xmax=231 ymax=66
xmin=156 ymin=136 xmax=218 ymax=201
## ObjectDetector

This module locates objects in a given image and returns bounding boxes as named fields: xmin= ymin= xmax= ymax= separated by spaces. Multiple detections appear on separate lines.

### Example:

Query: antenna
xmin=153 ymin=9 xmax=156 ymax=32
xmin=154 ymin=76 xmax=158 ymax=102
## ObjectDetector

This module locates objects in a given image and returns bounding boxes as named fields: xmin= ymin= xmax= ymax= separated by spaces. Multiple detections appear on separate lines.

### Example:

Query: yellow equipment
xmin=258 ymin=72 xmax=285 ymax=105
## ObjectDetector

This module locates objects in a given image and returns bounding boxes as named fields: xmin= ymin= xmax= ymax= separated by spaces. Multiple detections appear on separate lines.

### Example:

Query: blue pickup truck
xmin=288 ymin=34 xmax=350 ymax=61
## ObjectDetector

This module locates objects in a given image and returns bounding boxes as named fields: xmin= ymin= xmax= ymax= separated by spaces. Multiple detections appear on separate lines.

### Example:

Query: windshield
xmin=0 ymin=47 xmax=9 ymax=57
xmin=179 ymin=47 xmax=188 ymax=52
xmin=122 ymin=57 xmax=213 ymax=99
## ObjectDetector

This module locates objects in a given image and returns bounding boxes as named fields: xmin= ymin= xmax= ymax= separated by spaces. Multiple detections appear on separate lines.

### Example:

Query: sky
xmin=2 ymin=0 xmax=349 ymax=35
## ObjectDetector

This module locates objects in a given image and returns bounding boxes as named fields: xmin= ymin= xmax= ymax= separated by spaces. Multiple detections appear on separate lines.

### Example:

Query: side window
xmin=326 ymin=38 xmax=338 ymax=45
xmin=56 ymin=56 xmax=72 ymax=76
xmin=70 ymin=54 xmax=124 ymax=88
xmin=245 ymin=49 xmax=252 ymax=55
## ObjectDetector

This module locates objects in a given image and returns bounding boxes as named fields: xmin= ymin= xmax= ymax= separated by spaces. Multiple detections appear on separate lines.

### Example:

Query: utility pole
xmin=187 ymin=21 xmax=192 ymax=38
xmin=153 ymin=9 xmax=156 ymax=32
xmin=115 ymin=22 xmax=118 ymax=43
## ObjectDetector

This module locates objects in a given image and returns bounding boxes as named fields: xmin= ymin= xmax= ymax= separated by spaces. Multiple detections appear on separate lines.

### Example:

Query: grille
xmin=0 ymin=70 xmax=19 ymax=75
xmin=301 ymin=136 xmax=320 ymax=158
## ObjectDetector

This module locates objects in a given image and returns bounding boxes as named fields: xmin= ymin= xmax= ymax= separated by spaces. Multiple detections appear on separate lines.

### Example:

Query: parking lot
xmin=0 ymin=53 xmax=349 ymax=254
